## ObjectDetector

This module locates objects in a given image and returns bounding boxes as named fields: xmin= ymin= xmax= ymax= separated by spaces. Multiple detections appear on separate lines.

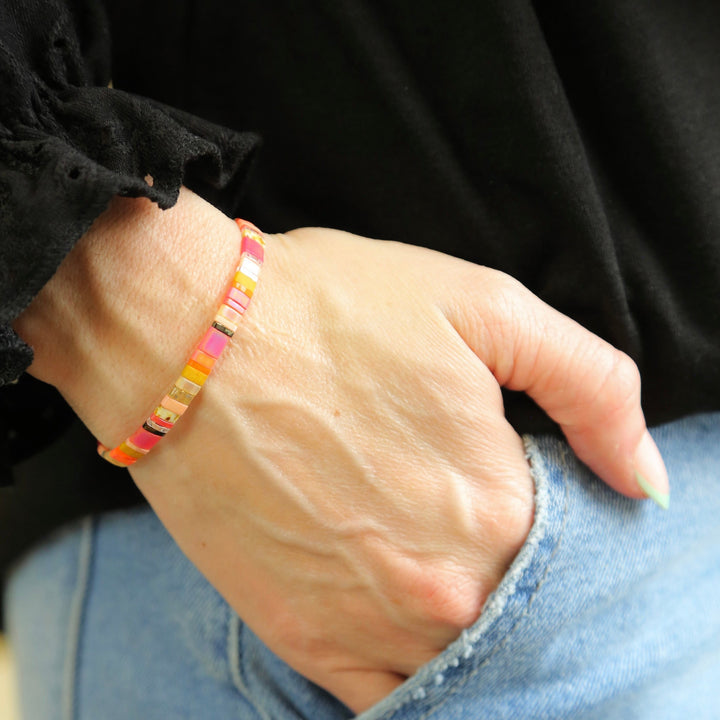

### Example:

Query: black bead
xmin=211 ymin=321 xmax=234 ymax=338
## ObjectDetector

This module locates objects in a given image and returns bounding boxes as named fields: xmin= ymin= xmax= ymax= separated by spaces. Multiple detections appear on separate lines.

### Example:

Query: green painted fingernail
xmin=635 ymin=470 xmax=670 ymax=510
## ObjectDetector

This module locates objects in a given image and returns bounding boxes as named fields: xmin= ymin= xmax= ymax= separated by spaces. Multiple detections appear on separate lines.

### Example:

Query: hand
xmin=14 ymin=191 xmax=668 ymax=712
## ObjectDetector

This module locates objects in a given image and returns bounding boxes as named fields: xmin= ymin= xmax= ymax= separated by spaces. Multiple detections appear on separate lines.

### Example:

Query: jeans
xmin=5 ymin=413 xmax=720 ymax=719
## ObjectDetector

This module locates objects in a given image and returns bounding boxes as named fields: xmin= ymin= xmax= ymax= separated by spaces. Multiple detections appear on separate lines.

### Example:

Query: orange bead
xmin=109 ymin=447 xmax=137 ymax=466
xmin=189 ymin=349 xmax=216 ymax=372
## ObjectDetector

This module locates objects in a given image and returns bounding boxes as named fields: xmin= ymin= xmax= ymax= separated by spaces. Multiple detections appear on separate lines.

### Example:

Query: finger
xmin=443 ymin=271 xmax=669 ymax=507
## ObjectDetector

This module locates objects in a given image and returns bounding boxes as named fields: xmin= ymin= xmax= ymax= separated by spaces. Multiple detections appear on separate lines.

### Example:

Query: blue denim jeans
xmin=5 ymin=413 xmax=720 ymax=719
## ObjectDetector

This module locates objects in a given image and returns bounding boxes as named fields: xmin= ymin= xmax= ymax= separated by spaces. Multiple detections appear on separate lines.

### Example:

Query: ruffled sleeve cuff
xmin=0 ymin=49 xmax=259 ymax=386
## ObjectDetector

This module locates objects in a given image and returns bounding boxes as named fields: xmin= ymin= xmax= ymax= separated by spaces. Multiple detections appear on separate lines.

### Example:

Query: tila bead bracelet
xmin=97 ymin=219 xmax=265 ymax=467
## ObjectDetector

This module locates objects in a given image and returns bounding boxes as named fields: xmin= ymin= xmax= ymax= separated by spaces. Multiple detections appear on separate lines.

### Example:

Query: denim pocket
xmin=357 ymin=434 xmax=570 ymax=720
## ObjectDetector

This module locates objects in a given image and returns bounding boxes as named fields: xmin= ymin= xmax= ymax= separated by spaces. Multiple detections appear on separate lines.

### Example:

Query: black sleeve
xmin=0 ymin=0 xmax=260 ymax=485
xmin=0 ymin=0 xmax=260 ymax=387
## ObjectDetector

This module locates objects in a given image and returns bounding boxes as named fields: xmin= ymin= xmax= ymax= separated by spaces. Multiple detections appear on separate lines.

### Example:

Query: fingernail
xmin=633 ymin=430 xmax=670 ymax=510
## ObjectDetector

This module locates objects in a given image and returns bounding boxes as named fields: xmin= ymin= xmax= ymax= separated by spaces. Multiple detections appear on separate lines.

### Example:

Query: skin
xmin=13 ymin=188 xmax=669 ymax=712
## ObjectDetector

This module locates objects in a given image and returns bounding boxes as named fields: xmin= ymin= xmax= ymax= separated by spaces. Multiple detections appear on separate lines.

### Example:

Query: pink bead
xmin=218 ymin=304 xmax=243 ymax=325
xmin=241 ymin=236 xmax=265 ymax=263
xmin=198 ymin=327 xmax=230 ymax=358
xmin=125 ymin=438 xmax=149 ymax=455
xmin=227 ymin=286 xmax=251 ymax=308
xmin=128 ymin=427 xmax=164 ymax=451
xmin=224 ymin=296 xmax=245 ymax=315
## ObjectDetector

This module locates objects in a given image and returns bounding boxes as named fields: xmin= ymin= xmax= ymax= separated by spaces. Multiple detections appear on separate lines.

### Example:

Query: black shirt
xmin=1 ymin=0 xmax=719 ymax=574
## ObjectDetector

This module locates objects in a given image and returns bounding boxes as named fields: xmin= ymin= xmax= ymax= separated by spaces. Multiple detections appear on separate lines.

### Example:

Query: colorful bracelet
xmin=97 ymin=219 xmax=265 ymax=467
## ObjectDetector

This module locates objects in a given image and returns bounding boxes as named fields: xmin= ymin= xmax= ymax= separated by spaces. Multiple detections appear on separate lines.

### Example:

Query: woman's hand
xmin=14 ymin=189 xmax=668 ymax=712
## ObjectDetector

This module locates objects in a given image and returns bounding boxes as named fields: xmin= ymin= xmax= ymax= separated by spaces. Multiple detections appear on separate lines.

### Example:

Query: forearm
xmin=12 ymin=188 xmax=241 ymax=449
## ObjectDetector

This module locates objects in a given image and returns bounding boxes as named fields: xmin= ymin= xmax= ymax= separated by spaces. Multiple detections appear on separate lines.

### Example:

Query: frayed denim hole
xmin=460 ymin=434 xmax=553 ymax=641
xmin=355 ymin=435 xmax=570 ymax=720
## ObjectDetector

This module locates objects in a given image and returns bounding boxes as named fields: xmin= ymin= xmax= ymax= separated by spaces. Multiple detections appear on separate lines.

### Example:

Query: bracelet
xmin=97 ymin=219 xmax=265 ymax=467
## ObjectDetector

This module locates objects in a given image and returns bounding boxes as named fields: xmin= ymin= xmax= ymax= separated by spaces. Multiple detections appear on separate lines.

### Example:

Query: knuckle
xmin=404 ymin=566 xmax=484 ymax=632
xmin=597 ymin=349 xmax=642 ymax=416
xmin=453 ymin=267 xmax=533 ymax=379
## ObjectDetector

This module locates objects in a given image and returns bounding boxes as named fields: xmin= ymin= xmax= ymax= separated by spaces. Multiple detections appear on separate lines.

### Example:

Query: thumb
xmin=445 ymin=272 xmax=669 ymax=508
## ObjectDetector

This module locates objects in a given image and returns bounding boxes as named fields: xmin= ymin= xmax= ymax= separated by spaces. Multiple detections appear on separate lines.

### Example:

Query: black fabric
xmin=1 ymin=0 xmax=720 ymax=590
xmin=0 ymin=375 xmax=75 ymax=483
xmin=0 ymin=0 xmax=260 ymax=387
xmin=105 ymin=0 xmax=720 ymax=431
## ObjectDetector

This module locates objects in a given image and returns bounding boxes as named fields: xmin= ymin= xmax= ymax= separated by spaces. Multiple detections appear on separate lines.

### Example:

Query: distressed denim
xmin=5 ymin=413 xmax=720 ymax=719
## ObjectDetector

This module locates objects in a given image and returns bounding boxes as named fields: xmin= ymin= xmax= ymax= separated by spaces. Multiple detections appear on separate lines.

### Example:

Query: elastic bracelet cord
xmin=97 ymin=219 xmax=265 ymax=467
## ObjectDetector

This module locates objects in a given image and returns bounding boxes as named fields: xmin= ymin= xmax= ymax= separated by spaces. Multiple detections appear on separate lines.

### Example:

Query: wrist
xmin=13 ymin=187 xmax=243 ymax=447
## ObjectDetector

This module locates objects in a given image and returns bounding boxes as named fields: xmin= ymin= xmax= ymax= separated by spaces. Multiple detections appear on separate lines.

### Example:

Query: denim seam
xmin=227 ymin=611 xmax=273 ymax=720
xmin=418 ymin=440 xmax=572 ymax=720
xmin=60 ymin=516 xmax=95 ymax=720
xmin=357 ymin=435 xmax=569 ymax=720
